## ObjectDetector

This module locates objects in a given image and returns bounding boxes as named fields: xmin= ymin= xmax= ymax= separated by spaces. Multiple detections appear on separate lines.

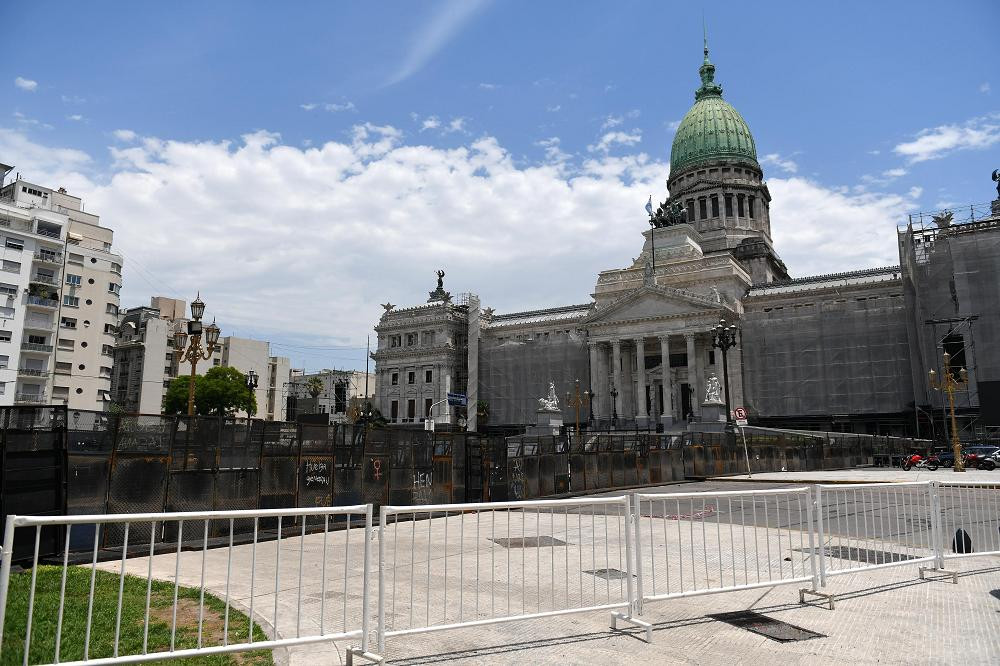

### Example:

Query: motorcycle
xmin=902 ymin=453 xmax=939 ymax=471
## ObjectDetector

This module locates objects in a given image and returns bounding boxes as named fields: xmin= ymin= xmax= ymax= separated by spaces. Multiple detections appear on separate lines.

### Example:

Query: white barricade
xmin=814 ymin=482 xmax=941 ymax=586
xmin=0 ymin=505 xmax=374 ymax=666
xmin=936 ymin=481 xmax=1000 ymax=562
xmin=376 ymin=496 xmax=637 ymax=656
xmin=632 ymin=487 xmax=823 ymax=629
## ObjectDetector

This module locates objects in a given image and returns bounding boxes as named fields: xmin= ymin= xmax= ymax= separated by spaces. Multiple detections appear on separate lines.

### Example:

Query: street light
xmin=565 ymin=379 xmax=591 ymax=438
xmin=711 ymin=318 xmax=739 ymax=423
xmin=246 ymin=370 xmax=259 ymax=390
xmin=609 ymin=381 xmax=619 ymax=429
xmin=929 ymin=351 xmax=968 ymax=472
xmin=174 ymin=293 xmax=222 ymax=416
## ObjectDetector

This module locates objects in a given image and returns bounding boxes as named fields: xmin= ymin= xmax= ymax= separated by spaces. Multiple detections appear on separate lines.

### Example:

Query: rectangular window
xmin=698 ymin=198 xmax=707 ymax=220
xmin=0 ymin=283 xmax=16 ymax=296
xmin=0 ymin=331 xmax=10 ymax=343
xmin=391 ymin=372 xmax=399 ymax=386
xmin=213 ymin=358 xmax=221 ymax=366
xmin=0 ymin=306 xmax=12 ymax=319
xmin=68 ymin=253 xmax=84 ymax=264
xmin=406 ymin=333 xmax=417 ymax=346
xmin=668 ymin=352 xmax=688 ymax=368
xmin=104 ymin=323 xmax=116 ymax=334
xmin=1 ymin=260 xmax=20 ymax=273
xmin=685 ymin=199 xmax=695 ymax=218
xmin=5 ymin=238 xmax=23 ymax=251
xmin=57 ymin=337 xmax=73 ymax=349
xmin=390 ymin=400 xmax=399 ymax=421
xmin=0 ymin=383 xmax=5 ymax=395
xmin=406 ymin=399 xmax=415 ymax=421
xmin=106 ymin=303 xmax=118 ymax=315
xmin=111 ymin=262 xmax=122 ymax=274
xmin=63 ymin=295 xmax=79 ymax=307
xmin=708 ymin=350 xmax=716 ymax=365
xmin=710 ymin=196 xmax=719 ymax=218
xmin=61 ymin=317 xmax=77 ymax=329
xmin=725 ymin=195 xmax=733 ymax=217
xmin=0 ymin=355 xmax=7 ymax=369
xmin=748 ymin=196 xmax=755 ymax=219
xmin=737 ymin=195 xmax=745 ymax=217
xmin=65 ymin=274 xmax=81 ymax=286
xmin=55 ymin=362 xmax=71 ymax=375
xmin=108 ymin=282 xmax=120 ymax=294
xmin=101 ymin=344 xmax=114 ymax=356
xmin=424 ymin=397 xmax=433 ymax=418
xmin=407 ymin=371 xmax=415 ymax=384
xmin=425 ymin=369 xmax=433 ymax=383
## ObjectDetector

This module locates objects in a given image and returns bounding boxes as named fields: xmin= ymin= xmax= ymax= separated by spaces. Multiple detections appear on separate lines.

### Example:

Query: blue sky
xmin=3 ymin=0 xmax=998 ymax=370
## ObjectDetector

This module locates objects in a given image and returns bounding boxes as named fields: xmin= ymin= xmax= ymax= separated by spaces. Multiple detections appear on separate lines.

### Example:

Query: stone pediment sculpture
xmin=537 ymin=381 xmax=560 ymax=412
xmin=643 ymin=260 xmax=655 ymax=286
xmin=704 ymin=373 xmax=723 ymax=404
xmin=582 ymin=287 xmax=726 ymax=326
xmin=427 ymin=269 xmax=452 ymax=303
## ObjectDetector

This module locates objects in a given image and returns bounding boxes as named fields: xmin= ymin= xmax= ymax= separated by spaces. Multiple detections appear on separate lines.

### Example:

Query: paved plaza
xmin=709 ymin=468 xmax=1000 ymax=485
xmin=92 ymin=478 xmax=1000 ymax=665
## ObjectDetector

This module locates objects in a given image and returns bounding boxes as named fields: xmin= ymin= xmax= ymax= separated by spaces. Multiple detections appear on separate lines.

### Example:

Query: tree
xmin=163 ymin=366 xmax=257 ymax=416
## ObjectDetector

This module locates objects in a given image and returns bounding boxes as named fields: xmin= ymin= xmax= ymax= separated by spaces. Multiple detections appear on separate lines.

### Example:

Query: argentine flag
xmin=645 ymin=195 xmax=653 ymax=216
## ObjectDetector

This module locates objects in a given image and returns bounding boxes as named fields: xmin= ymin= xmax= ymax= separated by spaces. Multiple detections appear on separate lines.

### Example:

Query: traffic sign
xmin=447 ymin=392 xmax=468 ymax=407
xmin=734 ymin=406 xmax=748 ymax=426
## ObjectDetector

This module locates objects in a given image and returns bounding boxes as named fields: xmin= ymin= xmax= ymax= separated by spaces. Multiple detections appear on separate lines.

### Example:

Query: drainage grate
xmin=584 ymin=568 xmax=632 ymax=581
xmin=710 ymin=611 xmax=825 ymax=643
xmin=490 ymin=536 xmax=569 ymax=548
xmin=796 ymin=546 xmax=916 ymax=564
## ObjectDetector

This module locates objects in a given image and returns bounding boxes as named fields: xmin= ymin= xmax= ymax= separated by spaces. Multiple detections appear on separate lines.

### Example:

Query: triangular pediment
xmin=582 ymin=285 xmax=727 ymax=326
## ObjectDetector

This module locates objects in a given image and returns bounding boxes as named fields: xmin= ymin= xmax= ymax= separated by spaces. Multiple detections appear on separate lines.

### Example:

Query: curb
xmin=707 ymin=476 xmax=914 ymax=485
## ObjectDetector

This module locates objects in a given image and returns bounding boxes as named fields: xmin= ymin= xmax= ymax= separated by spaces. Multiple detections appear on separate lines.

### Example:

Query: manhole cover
xmin=584 ymin=568 xmax=633 ymax=581
xmin=490 ymin=536 xmax=569 ymax=548
xmin=798 ymin=546 xmax=917 ymax=564
xmin=710 ymin=611 xmax=825 ymax=643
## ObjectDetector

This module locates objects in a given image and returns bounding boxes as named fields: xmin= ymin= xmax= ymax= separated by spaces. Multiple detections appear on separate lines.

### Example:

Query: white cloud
xmin=444 ymin=117 xmax=467 ymax=134
xmin=867 ymin=149 xmax=880 ymax=155
xmin=61 ymin=94 xmax=86 ymax=104
xmin=384 ymin=0 xmax=490 ymax=86
xmin=666 ymin=120 xmax=681 ymax=132
xmin=601 ymin=115 xmax=623 ymax=130
xmin=588 ymin=130 xmax=642 ymax=153
xmin=323 ymin=102 xmax=356 ymax=112
xmin=14 ymin=77 xmax=37 ymax=92
xmin=768 ymin=177 xmax=919 ymax=275
xmin=979 ymin=82 xmax=991 ymax=94
xmin=13 ymin=111 xmax=52 ymax=130
xmin=67 ymin=114 xmax=84 ymax=122
xmin=761 ymin=153 xmax=798 ymax=174
xmin=546 ymin=105 xmax=561 ymax=113
xmin=1 ymin=127 xmax=922 ymax=361
xmin=300 ymin=103 xmax=318 ymax=111
xmin=882 ymin=168 xmax=907 ymax=178
xmin=113 ymin=129 xmax=138 ymax=142
xmin=420 ymin=116 xmax=441 ymax=131
xmin=893 ymin=113 xmax=1000 ymax=163
xmin=478 ymin=83 xmax=499 ymax=90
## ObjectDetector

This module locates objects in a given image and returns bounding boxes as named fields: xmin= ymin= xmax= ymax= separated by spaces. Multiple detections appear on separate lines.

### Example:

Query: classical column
xmin=660 ymin=335 xmax=674 ymax=427
xmin=685 ymin=333 xmax=699 ymax=422
xmin=588 ymin=341 xmax=601 ymax=422
xmin=611 ymin=339 xmax=622 ymax=427
xmin=635 ymin=336 xmax=648 ymax=426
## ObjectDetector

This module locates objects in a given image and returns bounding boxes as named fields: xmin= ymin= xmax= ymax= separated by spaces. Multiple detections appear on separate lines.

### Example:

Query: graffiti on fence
xmin=509 ymin=457 xmax=525 ymax=500
xmin=413 ymin=470 xmax=432 ymax=504
xmin=304 ymin=460 xmax=330 ymax=487
xmin=372 ymin=458 xmax=383 ymax=481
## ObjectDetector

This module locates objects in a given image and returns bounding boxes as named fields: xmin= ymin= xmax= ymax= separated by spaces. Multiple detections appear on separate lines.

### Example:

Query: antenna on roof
xmin=702 ymin=12 xmax=708 ymax=58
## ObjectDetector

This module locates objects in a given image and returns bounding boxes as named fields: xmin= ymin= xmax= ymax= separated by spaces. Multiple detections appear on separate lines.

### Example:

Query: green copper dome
xmin=669 ymin=45 xmax=758 ymax=175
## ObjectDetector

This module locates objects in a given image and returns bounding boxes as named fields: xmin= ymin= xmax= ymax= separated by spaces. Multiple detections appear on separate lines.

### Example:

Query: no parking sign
xmin=734 ymin=406 xmax=748 ymax=427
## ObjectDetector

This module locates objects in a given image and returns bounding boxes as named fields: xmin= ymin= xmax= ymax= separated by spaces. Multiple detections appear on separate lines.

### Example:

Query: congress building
xmin=372 ymin=44 xmax=1000 ymax=443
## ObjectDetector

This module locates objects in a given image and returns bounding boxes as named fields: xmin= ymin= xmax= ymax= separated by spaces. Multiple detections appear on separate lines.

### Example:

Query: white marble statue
xmin=537 ymin=381 xmax=560 ymax=411
xmin=705 ymin=373 xmax=722 ymax=403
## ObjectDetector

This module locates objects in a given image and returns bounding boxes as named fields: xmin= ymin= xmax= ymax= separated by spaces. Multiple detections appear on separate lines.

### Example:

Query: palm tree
xmin=306 ymin=376 xmax=324 ymax=413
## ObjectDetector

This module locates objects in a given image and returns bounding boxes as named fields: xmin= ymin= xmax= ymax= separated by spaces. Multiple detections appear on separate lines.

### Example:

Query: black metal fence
xmin=1 ymin=408 xmax=932 ymax=558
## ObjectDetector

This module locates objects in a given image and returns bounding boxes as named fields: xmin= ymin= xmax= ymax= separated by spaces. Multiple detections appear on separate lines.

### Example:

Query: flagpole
xmin=647 ymin=195 xmax=656 ymax=278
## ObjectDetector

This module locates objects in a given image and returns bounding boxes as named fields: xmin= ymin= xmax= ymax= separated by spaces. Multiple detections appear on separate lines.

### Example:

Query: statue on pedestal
xmin=537 ymin=381 xmax=560 ymax=412
xmin=704 ymin=373 xmax=722 ymax=404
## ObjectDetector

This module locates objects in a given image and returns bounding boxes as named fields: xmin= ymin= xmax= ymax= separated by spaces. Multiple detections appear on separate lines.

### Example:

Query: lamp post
xmin=711 ymin=318 xmax=739 ymax=423
xmin=565 ymin=379 xmax=591 ymax=438
xmin=609 ymin=382 xmax=619 ymax=429
xmin=173 ymin=294 xmax=222 ymax=417
xmin=929 ymin=352 xmax=968 ymax=472
xmin=245 ymin=370 xmax=259 ymax=418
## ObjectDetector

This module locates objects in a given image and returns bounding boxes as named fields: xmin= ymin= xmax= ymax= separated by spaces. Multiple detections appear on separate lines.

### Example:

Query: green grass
xmin=1 ymin=565 xmax=273 ymax=665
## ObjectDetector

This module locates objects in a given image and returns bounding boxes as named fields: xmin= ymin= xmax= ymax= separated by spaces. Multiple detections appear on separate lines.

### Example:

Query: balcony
xmin=30 ymin=274 xmax=59 ymax=286
xmin=17 ymin=367 xmax=47 ymax=377
xmin=26 ymin=296 xmax=59 ymax=309
xmin=14 ymin=392 xmax=47 ymax=404
xmin=23 ymin=320 xmax=54 ymax=332
xmin=33 ymin=251 xmax=63 ymax=265
xmin=21 ymin=342 xmax=53 ymax=353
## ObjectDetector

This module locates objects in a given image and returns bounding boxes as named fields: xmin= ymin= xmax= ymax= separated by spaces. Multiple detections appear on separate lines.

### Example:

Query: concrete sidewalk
xmin=710 ymin=467 xmax=1000 ymax=484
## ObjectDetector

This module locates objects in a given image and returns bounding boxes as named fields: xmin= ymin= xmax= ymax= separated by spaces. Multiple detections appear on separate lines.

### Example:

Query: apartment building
xmin=287 ymin=369 xmax=375 ymax=423
xmin=0 ymin=165 xmax=121 ymax=409
xmin=111 ymin=296 xmax=291 ymax=419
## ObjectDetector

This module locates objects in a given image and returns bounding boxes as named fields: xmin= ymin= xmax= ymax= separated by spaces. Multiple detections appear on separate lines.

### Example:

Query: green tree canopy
xmin=163 ymin=366 xmax=257 ymax=416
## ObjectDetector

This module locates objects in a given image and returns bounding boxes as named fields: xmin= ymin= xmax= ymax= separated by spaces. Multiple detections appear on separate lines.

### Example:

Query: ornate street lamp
xmin=609 ymin=381 xmax=619 ymax=429
xmin=711 ymin=318 xmax=739 ymax=423
xmin=565 ymin=379 xmax=591 ymax=438
xmin=246 ymin=370 xmax=259 ymax=390
xmin=929 ymin=352 xmax=968 ymax=472
xmin=174 ymin=293 xmax=222 ymax=416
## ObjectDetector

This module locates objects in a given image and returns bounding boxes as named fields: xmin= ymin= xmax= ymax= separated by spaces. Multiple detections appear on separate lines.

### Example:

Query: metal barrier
xmin=376 ymin=496 xmax=637 ymax=656
xmin=632 ymin=487 xmax=823 ymax=629
xmin=936 ymin=481 xmax=1000 ymax=562
xmin=814 ymin=482 xmax=941 ymax=587
xmin=0 ymin=504 xmax=374 ymax=665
